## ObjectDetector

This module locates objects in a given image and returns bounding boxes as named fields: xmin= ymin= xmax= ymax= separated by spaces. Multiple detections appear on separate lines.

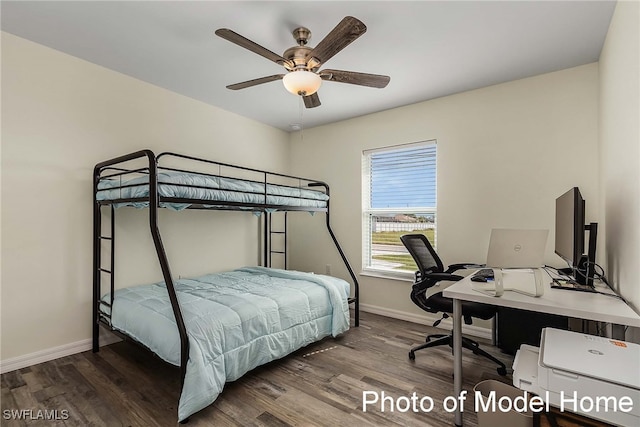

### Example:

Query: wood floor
xmin=2 ymin=312 xmax=514 ymax=426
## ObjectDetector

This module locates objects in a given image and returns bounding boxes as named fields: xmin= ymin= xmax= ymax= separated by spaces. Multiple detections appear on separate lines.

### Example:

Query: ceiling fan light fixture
xmin=217 ymin=17 xmax=389 ymax=108
xmin=282 ymin=70 xmax=322 ymax=96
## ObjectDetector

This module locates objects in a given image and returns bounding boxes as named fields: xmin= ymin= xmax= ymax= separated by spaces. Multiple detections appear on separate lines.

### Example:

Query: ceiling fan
xmin=215 ymin=16 xmax=390 ymax=108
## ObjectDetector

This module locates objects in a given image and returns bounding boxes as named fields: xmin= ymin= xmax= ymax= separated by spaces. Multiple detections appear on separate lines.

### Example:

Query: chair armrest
xmin=411 ymin=272 xmax=463 ymax=293
xmin=423 ymin=272 xmax=464 ymax=282
xmin=445 ymin=263 xmax=485 ymax=274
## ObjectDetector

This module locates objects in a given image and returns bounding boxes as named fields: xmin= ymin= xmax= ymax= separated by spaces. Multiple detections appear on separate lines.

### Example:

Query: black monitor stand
xmin=576 ymin=222 xmax=598 ymax=287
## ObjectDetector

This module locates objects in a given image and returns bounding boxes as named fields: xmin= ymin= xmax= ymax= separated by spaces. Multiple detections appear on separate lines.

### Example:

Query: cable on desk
xmin=571 ymin=261 xmax=610 ymax=286
xmin=542 ymin=265 xmax=626 ymax=301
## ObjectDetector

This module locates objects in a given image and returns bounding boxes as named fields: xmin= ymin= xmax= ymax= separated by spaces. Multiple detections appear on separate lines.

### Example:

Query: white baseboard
xmin=359 ymin=303 xmax=493 ymax=341
xmin=1 ymin=331 xmax=121 ymax=374
xmin=2 ymin=306 xmax=494 ymax=375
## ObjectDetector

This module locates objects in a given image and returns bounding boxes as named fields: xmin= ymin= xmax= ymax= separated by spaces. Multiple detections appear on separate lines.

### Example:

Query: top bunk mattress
xmin=96 ymin=170 xmax=329 ymax=211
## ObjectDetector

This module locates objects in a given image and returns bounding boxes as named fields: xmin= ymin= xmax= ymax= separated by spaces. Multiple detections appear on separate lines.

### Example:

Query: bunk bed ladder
xmin=267 ymin=212 xmax=287 ymax=269
xmin=93 ymin=204 xmax=116 ymax=348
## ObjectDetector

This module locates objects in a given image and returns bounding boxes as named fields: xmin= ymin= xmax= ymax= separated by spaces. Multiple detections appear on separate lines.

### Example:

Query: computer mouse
xmin=471 ymin=275 xmax=488 ymax=282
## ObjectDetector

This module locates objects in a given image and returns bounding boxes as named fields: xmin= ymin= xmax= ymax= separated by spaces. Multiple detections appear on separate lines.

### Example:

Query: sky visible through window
xmin=370 ymin=145 xmax=436 ymax=209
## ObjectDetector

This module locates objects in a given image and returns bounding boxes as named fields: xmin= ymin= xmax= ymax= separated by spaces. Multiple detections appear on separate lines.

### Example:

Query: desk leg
xmin=453 ymin=298 xmax=463 ymax=427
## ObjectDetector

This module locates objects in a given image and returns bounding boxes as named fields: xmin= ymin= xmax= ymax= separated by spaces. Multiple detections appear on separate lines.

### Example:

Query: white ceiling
xmin=2 ymin=1 xmax=616 ymax=132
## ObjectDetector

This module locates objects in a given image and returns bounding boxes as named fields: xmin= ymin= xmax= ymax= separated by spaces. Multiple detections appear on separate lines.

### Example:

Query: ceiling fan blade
xmin=306 ymin=16 xmax=367 ymax=65
xmin=215 ymin=28 xmax=293 ymax=68
xmin=303 ymin=93 xmax=321 ymax=108
xmin=226 ymin=74 xmax=285 ymax=90
xmin=320 ymin=69 xmax=390 ymax=88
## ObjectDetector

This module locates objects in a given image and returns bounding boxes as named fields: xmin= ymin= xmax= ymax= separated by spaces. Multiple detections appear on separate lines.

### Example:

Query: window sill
xmin=360 ymin=269 xmax=415 ymax=282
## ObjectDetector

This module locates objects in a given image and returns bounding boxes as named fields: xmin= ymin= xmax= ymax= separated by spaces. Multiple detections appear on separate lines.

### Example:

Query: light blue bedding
xmin=102 ymin=267 xmax=350 ymax=421
xmin=96 ymin=171 xmax=329 ymax=210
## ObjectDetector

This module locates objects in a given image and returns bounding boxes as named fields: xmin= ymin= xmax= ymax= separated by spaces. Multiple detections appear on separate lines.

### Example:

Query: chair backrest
xmin=400 ymin=234 xmax=444 ymax=276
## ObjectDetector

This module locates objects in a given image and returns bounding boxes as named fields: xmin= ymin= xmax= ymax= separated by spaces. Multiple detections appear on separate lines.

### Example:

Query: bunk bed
xmin=93 ymin=150 xmax=360 ymax=422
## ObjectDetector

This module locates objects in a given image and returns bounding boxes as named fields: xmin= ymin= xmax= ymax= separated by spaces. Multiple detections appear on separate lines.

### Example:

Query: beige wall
xmin=0 ymin=33 xmax=290 ymax=361
xmin=288 ymin=64 xmax=600 ymax=320
xmin=599 ymin=1 xmax=640 ymax=328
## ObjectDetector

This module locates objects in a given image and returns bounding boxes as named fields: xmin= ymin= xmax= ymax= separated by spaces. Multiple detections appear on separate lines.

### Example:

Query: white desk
xmin=443 ymin=269 xmax=640 ymax=427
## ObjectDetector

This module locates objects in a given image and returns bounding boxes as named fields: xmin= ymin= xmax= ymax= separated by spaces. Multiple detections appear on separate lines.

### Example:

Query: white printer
xmin=513 ymin=328 xmax=640 ymax=426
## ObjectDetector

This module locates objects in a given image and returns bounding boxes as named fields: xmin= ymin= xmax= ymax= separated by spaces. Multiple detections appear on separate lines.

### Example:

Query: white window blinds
xmin=369 ymin=144 xmax=436 ymax=209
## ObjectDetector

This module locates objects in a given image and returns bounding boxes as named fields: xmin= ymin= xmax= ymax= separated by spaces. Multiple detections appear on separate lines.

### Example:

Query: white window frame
xmin=361 ymin=140 xmax=437 ymax=280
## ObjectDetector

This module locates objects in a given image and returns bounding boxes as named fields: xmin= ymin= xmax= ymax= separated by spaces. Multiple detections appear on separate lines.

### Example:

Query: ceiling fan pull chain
xmin=299 ymin=96 xmax=305 ymax=143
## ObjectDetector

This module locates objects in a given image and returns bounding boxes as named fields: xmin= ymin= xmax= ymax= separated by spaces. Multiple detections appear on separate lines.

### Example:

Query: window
xmin=362 ymin=141 xmax=437 ymax=277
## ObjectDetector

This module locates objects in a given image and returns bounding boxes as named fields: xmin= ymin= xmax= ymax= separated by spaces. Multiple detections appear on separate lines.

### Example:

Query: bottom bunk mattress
xmin=101 ymin=266 xmax=350 ymax=421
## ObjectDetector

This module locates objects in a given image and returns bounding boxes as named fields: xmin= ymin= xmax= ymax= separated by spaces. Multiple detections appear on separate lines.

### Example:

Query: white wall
xmin=0 ymin=33 xmax=290 ymax=362
xmin=288 ymin=64 xmax=599 ymax=320
xmin=599 ymin=1 xmax=640 ymax=324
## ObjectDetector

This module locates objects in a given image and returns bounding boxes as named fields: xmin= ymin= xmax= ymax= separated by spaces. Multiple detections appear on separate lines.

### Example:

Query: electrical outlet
xmin=325 ymin=264 xmax=331 ymax=275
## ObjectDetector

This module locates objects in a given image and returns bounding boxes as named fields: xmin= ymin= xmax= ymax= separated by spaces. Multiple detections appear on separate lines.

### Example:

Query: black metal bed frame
xmin=92 ymin=149 xmax=360 ymax=400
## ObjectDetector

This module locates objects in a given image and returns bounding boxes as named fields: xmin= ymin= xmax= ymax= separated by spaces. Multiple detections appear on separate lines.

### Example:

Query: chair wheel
xmin=408 ymin=351 xmax=415 ymax=361
xmin=497 ymin=366 xmax=507 ymax=376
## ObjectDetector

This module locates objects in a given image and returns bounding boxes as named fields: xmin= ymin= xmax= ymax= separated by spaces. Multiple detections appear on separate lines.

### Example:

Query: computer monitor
xmin=554 ymin=187 xmax=598 ymax=286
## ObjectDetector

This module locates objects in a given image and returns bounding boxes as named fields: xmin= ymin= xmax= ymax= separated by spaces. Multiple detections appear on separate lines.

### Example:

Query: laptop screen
xmin=486 ymin=229 xmax=549 ymax=268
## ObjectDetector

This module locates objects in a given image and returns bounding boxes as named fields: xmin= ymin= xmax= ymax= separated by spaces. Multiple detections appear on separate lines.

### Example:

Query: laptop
xmin=472 ymin=228 xmax=548 ymax=297
xmin=486 ymin=228 xmax=548 ymax=268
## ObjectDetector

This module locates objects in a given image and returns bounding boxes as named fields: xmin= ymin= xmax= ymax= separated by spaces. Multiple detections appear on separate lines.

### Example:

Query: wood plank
xmin=57 ymin=358 xmax=130 ymax=426
xmin=2 ymin=370 xmax=26 ymax=389
xmin=1 ymin=382 xmax=23 ymax=427
xmin=75 ymin=351 xmax=170 ymax=426
xmin=255 ymin=411 xmax=293 ymax=427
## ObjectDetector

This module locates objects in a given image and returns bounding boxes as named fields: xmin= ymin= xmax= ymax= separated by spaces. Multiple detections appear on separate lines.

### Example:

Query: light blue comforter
xmin=103 ymin=267 xmax=350 ymax=421
xmin=96 ymin=171 xmax=329 ymax=210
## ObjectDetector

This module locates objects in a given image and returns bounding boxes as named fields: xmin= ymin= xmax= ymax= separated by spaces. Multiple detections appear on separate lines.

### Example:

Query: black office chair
xmin=400 ymin=234 xmax=507 ymax=376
